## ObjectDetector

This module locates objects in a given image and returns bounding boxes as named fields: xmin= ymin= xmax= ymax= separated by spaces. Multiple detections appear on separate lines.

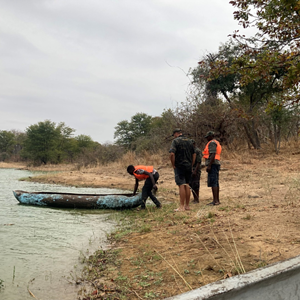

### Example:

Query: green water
xmin=0 ymin=168 xmax=122 ymax=300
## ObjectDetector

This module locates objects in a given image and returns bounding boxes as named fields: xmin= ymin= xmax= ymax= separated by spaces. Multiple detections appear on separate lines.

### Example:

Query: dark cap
xmin=172 ymin=128 xmax=182 ymax=136
xmin=191 ymin=139 xmax=195 ymax=144
xmin=205 ymin=131 xmax=215 ymax=138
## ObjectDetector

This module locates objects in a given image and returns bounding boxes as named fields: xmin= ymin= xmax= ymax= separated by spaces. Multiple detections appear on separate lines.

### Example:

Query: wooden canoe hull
xmin=13 ymin=190 xmax=143 ymax=209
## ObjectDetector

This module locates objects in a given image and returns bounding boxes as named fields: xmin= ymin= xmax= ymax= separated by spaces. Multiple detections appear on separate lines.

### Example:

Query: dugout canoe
xmin=13 ymin=190 xmax=143 ymax=209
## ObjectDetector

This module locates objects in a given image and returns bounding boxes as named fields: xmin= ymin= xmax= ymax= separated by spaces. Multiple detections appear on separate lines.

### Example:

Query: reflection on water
xmin=0 ymin=168 xmax=122 ymax=300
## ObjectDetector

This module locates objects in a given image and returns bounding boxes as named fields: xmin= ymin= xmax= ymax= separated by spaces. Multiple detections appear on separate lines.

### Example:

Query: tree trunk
xmin=273 ymin=123 xmax=281 ymax=154
xmin=243 ymin=120 xmax=261 ymax=149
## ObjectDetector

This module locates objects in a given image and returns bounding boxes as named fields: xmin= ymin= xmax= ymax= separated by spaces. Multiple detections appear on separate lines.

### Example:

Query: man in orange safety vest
xmin=127 ymin=165 xmax=162 ymax=210
xmin=203 ymin=131 xmax=222 ymax=206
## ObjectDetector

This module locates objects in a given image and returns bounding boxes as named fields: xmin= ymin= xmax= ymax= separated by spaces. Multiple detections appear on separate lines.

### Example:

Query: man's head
xmin=127 ymin=165 xmax=135 ymax=175
xmin=172 ymin=128 xmax=182 ymax=138
xmin=205 ymin=131 xmax=215 ymax=140
xmin=191 ymin=139 xmax=196 ymax=147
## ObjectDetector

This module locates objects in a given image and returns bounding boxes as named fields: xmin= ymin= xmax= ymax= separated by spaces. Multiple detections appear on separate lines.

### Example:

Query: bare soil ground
xmin=3 ymin=147 xmax=300 ymax=299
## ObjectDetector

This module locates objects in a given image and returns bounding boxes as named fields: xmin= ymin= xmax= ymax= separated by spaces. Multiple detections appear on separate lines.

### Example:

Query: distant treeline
xmin=2 ymin=94 xmax=300 ymax=167
xmin=0 ymin=120 xmax=122 ymax=166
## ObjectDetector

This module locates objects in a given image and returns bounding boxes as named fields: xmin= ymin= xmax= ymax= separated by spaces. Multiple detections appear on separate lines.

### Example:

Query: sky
xmin=0 ymin=0 xmax=252 ymax=144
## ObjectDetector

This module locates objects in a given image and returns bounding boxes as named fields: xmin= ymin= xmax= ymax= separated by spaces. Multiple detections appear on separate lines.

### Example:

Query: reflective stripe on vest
xmin=133 ymin=165 xmax=154 ymax=181
xmin=203 ymin=140 xmax=221 ymax=160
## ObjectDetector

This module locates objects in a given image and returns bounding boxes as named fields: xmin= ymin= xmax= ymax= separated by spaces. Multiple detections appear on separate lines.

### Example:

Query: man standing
xmin=169 ymin=128 xmax=196 ymax=212
xmin=203 ymin=131 xmax=222 ymax=205
xmin=127 ymin=165 xmax=161 ymax=210
xmin=190 ymin=140 xmax=202 ymax=203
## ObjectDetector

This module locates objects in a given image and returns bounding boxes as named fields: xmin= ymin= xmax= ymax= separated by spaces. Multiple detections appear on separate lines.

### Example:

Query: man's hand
xmin=152 ymin=184 xmax=158 ymax=191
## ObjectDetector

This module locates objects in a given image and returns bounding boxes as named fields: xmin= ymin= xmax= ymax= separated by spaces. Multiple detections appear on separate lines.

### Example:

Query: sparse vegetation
xmin=243 ymin=214 xmax=252 ymax=220
xmin=4 ymin=142 xmax=300 ymax=299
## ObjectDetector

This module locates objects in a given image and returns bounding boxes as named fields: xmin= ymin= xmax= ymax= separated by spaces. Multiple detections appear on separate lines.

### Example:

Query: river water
xmin=0 ymin=168 xmax=123 ymax=300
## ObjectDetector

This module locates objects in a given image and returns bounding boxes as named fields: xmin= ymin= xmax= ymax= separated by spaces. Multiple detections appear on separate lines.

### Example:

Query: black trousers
xmin=141 ymin=172 xmax=161 ymax=208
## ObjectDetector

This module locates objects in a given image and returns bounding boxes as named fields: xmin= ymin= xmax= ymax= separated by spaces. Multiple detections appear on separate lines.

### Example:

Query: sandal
xmin=207 ymin=202 xmax=220 ymax=206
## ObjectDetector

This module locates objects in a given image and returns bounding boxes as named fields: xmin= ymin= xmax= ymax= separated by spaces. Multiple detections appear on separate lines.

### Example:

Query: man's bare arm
xmin=169 ymin=152 xmax=176 ymax=169
xmin=133 ymin=178 xmax=139 ymax=195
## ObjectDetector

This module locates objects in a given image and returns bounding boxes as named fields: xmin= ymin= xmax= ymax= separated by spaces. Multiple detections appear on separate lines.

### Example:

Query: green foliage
xmin=228 ymin=0 xmax=300 ymax=103
xmin=22 ymin=120 xmax=75 ymax=165
xmin=1 ymin=118 xmax=129 ymax=165
xmin=265 ymin=96 xmax=295 ymax=153
xmin=75 ymin=134 xmax=95 ymax=150
xmin=183 ymin=1 xmax=300 ymax=150
xmin=207 ymin=212 xmax=215 ymax=219
xmin=114 ymin=120 xmax=131 ymax=148
xmin=150 ymin=110 xmax=177 ymax=133
xmin=113 ymin=109 xmax=179 ymax=153
xmin=114 ymin=113 xmax=153 ymax=149
xmin=139 ymin=224 xmax=151 ymax=233
xmin=55 ymin=122 xmax=77 ymax=162
xmin=0 ymin=130 xmax=15 ymax=160
xmin=193 ymin=40 xmax=292 ymax=149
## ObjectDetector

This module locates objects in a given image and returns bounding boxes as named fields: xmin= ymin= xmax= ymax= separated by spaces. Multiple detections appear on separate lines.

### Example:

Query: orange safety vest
xmin=203 ymin=140 xmax=221 ymax=160
xmin=133 ymin=165 xmax=154 ymax=181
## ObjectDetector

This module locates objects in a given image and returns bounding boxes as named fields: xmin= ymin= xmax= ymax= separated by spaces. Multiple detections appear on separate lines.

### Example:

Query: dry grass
xmin=116 ymin=150 xmax=167 ymax=168
xmin=0 ymin=162 xmax=28 ymax=169
xmin=5 ymin=142 xmax=300 ymax=299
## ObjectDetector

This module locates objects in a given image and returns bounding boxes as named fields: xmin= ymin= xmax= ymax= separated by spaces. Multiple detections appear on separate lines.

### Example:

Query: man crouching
xmin=127 ymin=165 xmax=162 ymax=210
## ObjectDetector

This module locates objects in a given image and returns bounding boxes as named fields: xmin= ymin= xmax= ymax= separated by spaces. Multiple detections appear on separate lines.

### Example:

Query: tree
xmin=147 ymin=109 xmax=178 ymax=148
xmin=0 ymin=130 xmax=15 ymax=161
xmin=114 ymin=120 xmax=131 ymax=148
xmin=264 ymin=96 xmax=296 ymax=153
xmin=194 ymin=42 xmax=285 ymax=149
xmin=227 ymin=0 xmax=300 ymax=103
xmin=22 ymin=120 xmax=62 ymax=165
xmin=75 ymin=134 xmax=95 ymax=149
xmin=11 ymin=130 xmax=27 ymax=160
xmin=55 ymin=122 xmax=75 ymax=162
xmin=114 ymin=113 xmax=153 ymax=149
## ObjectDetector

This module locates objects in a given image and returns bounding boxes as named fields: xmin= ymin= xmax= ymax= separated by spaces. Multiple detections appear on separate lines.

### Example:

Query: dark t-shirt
xmin=169 ymin=136 xmax=195 ymax=169
xmin=193 ymin=147 xmax=202 ymax=175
